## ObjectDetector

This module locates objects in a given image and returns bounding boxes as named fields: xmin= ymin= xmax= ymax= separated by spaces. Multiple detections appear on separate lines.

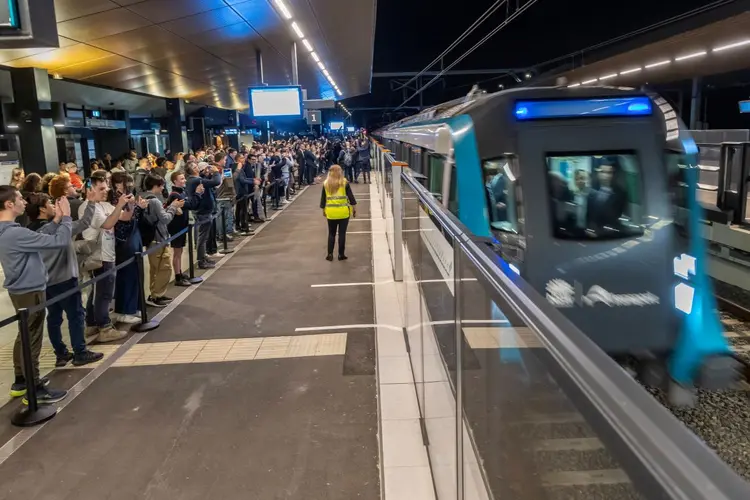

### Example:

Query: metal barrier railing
xmin=371 ymin=139 xmax=750 ymax=500
xmin=4 ymin=212 xmax=223 ymax=427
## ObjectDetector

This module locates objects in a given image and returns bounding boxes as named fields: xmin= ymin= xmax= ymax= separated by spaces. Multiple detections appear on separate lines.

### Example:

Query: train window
xmin=546 ymin=152 xmax=644 ymax=240
xmin=427 ymin=155 xmax=444 ymax=201
xmin=483 ymin=157 xmax=521 ymax=233
xmin=448 ymin=165 xmax=458 ymax=216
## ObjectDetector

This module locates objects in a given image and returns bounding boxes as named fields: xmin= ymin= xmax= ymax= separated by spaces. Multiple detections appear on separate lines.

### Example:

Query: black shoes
xmin=338 ymin=255 xmax=348 ymax=261
xmin=326 ymin=254 xmax=333 ymax=261
xmin=73 ymin=350 xmax=104 ymax=367
xmin=198 ymin=260 xmax=216 ymax=269
xmin=24 ymin=385 xmax=67 ymax=405
xmin=146 ymin=296 xmax=172 ymax=308
xmin=175 ymin=273 xmax=192 ymax=286
xmin=56 ymin=351 xmax=74 ymax=367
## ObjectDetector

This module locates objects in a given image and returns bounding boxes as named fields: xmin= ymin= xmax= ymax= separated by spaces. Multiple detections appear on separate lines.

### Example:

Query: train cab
xmin=377 ymin=86 xmax=737 ymax=398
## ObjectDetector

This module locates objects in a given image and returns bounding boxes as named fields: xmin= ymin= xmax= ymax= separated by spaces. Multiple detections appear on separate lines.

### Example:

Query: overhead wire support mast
xmin=393 ymin=0 xmax=507 ymax=91
xmin=394 ymin=0 xmax=539 ymax=111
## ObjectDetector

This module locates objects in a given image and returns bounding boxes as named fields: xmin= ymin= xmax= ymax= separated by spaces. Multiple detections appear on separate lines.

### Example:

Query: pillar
xmin=165 ymin=98 xmax=187 ymax=157
xmin=256 ymin=49 xmax=265 ymax=85
xmin=291 ymin=42 xmax=299 ymax=86
xmin=689 ymin=77 xmax=702 ymax=130
xmin=10 ymin=67 xmax=58 ymax=174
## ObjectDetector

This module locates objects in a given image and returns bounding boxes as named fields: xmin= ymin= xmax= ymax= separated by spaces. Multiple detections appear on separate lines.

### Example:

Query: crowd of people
xmin=0 ymin=133 xmax=370 ymax=405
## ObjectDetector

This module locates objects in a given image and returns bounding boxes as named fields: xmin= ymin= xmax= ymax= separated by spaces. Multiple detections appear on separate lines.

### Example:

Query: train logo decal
xmin=546 ymin=279 xmax=659 ymax=308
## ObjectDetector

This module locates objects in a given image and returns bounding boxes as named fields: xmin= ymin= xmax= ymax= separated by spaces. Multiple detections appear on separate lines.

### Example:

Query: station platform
xmin=0 ymin=181 xmax=419 ymax=500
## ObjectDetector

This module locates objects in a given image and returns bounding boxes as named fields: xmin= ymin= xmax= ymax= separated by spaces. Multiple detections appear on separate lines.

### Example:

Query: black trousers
xmin=327 ymin=217 xmax=350 ymax=257
xmin=235 ymin=196 xmax=249 ymax=231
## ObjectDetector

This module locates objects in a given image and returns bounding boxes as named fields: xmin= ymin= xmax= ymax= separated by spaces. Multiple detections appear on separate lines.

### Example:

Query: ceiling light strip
xmin=675 ymin=51 xmax=706 ymax=61
xmin=271 ymin=2 xmax=342 ymax=97
xmin=573 ymin=36 xmax=750 ymax=89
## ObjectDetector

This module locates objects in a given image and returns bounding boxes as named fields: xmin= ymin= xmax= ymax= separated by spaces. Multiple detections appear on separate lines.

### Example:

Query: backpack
xmin=343 ymin=151 xmax=353 ymax=166
xmin=138 ymin=197 xmax=159 ymax=247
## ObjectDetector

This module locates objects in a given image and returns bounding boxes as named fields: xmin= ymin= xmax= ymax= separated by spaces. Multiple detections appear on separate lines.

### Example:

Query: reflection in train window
xmin=483 ymin=157 xmax=521 ymax=234
xmin=546 ymin=152 xmax=644 ymax=240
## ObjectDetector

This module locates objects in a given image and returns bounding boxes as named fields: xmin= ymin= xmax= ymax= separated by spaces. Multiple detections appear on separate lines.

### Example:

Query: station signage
xmin=306 ymin=110 xmax=322 ymax=125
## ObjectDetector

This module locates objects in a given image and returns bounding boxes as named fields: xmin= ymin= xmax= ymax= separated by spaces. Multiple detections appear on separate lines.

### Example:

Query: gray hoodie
xmin=143 ymin=193 xmax=179 ymax=244
xmin=0 ymin=216 xmax=73 ymax=294
xmin=32 ymin=203 xmax=95 ymax=286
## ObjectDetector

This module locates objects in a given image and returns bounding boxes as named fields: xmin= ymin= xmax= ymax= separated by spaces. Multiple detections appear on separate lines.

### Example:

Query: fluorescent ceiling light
xmin=675 ymin=51 xmax=706 ymax=61
xmin=581 ymin=78 xmax=598 ymax=85
xmin=302 ymin=39 xmax=313 ymax=52
xmin=323 ymin=69 xmax=330 ymax=77
xmin=620 ymin=67 xmax=641 ymax=75
xmin=317 ymin=61 xmax=325 ymax=71
xmin=274 ymin=0 xmax=292 ymax=20
xmin=645 ymin=59 xmax=670 ymax=68
xmin=599 ymin=73 xmax=617 ymax=81
xmin=713 ymin=40 xmax=750 ymax=52
xmin=311 ymin=51 xmax=320 ymax=62
xmin=6 ymin=124 xmax=18 ymax=129
xmin=336 ymin=89 xmax=343 ymax=96
xmin=291 ymin=22 xmax=304 ymax=38
xmin=567 ymin=83 xmax=581 ymax=88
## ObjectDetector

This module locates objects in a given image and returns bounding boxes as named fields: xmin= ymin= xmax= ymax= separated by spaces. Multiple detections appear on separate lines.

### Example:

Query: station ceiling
xmin=0 ymin=0 xmax=376 ymax=111
xmin=560 ymin=11 xmax=750 ymax=89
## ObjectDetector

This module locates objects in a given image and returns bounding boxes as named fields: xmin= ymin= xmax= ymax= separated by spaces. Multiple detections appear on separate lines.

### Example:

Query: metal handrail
xmin=392 ymin=149 xmax=750 ymax=499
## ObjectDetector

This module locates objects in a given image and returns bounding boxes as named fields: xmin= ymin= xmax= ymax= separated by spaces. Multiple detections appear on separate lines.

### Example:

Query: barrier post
xmin=11 ymin=308 xmax=56 ymax=426
xmin=132 ymin=252 xmax=159 ymax=332
xmin=186 ymin=223 xmax=203 ymax=284
xmin=392 ymin=161 xmax=404 ymax=282
xmin=220 ymin=205 xmax=234 ymax=254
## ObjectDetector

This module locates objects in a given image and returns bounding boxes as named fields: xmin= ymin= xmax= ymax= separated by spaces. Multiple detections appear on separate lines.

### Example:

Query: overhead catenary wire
xmin=394 ymin=0 xmax=507 ymax=91
xmin=395 ymin=0 xmax=539 ymax=111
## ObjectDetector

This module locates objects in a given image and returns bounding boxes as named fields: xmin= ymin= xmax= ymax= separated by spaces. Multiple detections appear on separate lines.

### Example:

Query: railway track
xmin=641 ymin=289 xmax=750 ymax=482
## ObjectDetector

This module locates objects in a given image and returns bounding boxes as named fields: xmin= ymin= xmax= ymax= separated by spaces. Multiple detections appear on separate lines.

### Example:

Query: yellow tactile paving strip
xmin=112 ymin=333 xmax=348 ymax=368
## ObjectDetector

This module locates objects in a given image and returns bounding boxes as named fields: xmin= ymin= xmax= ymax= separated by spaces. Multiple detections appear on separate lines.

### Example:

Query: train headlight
xmin=674 ymin=283 xmax=695 ymax=314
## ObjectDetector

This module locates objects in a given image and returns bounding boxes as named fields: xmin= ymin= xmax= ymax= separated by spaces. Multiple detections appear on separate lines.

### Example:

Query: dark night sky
xmin=347 ymin=0 xmax=725 ymax=127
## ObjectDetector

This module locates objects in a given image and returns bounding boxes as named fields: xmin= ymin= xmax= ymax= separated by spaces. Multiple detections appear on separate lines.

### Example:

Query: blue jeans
xmin=86 ymin=261 xmax=115 ymax=328
xmin=216 ymin=199 xmax=234 ymax=238
xmin=46 ymin=278 xmax=86 ymax=356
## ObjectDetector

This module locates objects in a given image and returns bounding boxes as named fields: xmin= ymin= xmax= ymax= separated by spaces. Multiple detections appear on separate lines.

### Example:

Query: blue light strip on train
xmin=514 ymin=97 xmax=653 ymax=120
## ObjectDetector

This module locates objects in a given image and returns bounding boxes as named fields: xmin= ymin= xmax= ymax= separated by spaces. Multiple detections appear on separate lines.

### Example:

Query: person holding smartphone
xmin=79 ymin=174 xmax=133 ymax=343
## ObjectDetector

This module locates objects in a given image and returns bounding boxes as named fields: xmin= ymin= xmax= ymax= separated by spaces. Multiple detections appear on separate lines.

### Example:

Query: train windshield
xmin=547 ymin=152 xmax=645 ymax=240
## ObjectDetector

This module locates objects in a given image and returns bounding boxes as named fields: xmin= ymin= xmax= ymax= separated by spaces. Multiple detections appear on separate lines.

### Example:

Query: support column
xmin=255 ymin=49 xmax=265 ymax=85
xmin=10 ymin=68 xmax=58 ymax=174
xmin=690 ymin=77 xmax=703 ymax=130
xmin=165 ymin=98 xmax=187 ymax=157
xmin=291 ymin=42 xmax=299 ymax=86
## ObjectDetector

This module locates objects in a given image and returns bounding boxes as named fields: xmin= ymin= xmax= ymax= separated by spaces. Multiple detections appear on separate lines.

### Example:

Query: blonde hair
xmin=324 ymin=164 xmax=346 ymax=194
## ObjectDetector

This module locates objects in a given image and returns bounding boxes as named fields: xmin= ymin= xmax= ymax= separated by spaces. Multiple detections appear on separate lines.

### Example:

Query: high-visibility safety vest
xmin=324 ymin=184 xmax=351 ymax=220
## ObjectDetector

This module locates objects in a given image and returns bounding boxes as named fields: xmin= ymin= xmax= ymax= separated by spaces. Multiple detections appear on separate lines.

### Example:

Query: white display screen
xmin=249 ymin=87 xmax=302 ymax=118
xmin=330 ymin=121 xmax=344 ymax=131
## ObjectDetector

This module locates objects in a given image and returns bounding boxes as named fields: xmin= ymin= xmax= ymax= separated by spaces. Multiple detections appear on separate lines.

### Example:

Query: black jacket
xmin=186 ymin=173 xmax=221 ymax=215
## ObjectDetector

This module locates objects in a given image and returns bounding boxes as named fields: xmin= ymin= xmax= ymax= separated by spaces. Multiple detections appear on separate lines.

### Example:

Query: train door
xmin=516 ymin=119 xmax=678 ymax=354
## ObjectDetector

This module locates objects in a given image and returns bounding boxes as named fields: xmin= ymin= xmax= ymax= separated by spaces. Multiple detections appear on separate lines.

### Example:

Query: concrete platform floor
xmin=0 ymin=185 xmax=380 ymax=500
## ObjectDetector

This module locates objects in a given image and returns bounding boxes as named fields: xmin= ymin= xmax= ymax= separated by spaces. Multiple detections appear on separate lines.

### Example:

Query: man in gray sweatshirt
xmin=142 ymin=173 xmax=183 ymax=307
xmin=25 ymin=191 xmax=104 ymax=368
xmin=0 ymin=186 xmax=72 ymax=404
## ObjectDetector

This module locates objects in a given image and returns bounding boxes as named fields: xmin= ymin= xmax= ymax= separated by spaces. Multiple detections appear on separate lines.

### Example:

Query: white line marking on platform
xmin=295 ymin=323 xmax=402 ymax=333
xmin=311 ymin=282 xmax=378 ymax=288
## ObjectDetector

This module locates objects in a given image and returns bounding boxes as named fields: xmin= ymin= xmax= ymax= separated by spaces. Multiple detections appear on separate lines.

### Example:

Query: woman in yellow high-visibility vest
xmin=320 ymin=164 xmax=357 ymax=261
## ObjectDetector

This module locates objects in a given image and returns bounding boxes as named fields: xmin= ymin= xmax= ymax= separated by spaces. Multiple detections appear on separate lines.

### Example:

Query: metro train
xmin=374 ymin=85 xmax=738 ymax=399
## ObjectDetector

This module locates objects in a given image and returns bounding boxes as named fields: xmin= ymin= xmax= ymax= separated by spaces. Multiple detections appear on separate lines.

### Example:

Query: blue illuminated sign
xmin=514 ymin=97 xmax=653 ymax=121
xmin=739 ymin=100 xmax=750 ymax=113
